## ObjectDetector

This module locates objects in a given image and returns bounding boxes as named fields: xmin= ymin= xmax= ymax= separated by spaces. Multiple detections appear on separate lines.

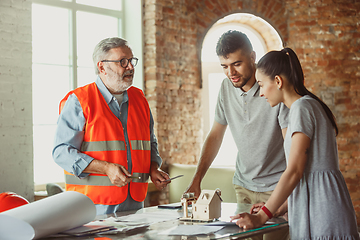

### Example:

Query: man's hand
xmin=104 ymin=162 xmax=132 ymax=187
xmin=183 ymin=180 xmax=201 ymax=198
xmin=250 ymin=202 xmax=265 ymax=214
xmin=150 ymin=162 xmax=170 ymax=190
xmin=83 ymin=159 xmax=131 ymax=188
xmin=183 ymin=122 xmax=227 ymax=199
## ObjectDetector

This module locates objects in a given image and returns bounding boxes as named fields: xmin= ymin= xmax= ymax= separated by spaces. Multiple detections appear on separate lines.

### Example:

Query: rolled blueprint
xmin=0 ymin=191 xmax=95 ymax=239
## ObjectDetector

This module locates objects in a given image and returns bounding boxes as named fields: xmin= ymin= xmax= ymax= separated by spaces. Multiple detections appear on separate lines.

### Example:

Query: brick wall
xmin=144 ymin=0 xmax=360 ymax=225
xmin=144 ymin=0 xmax=203 ymax=166
xmin=0 ymin=0 xmax=34 ymax=201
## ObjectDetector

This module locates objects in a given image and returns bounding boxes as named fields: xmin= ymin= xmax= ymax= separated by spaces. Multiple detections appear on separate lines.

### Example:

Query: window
xmin=201 ymin=13 xmax=282 ymax=167
xmin=32 ymin=0 xmax=143 ymax=185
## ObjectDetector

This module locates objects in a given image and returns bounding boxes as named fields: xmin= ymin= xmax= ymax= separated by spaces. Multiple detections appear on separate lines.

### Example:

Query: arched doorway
xmin=201 ymin=13 xmax=283 ymax=167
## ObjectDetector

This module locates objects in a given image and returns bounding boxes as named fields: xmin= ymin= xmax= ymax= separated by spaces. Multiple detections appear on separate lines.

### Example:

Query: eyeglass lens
xmin=120 ymin=58 xmax=138 ymax=68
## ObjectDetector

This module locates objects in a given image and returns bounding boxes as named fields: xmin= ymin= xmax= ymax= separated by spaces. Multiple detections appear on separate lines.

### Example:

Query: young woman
xmin=230 ymin=48 xmax=359 ymax=240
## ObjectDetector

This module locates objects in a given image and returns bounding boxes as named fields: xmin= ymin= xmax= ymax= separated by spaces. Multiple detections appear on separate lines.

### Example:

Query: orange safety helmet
xmin=0 ymin=192 xmax=29 ymax=213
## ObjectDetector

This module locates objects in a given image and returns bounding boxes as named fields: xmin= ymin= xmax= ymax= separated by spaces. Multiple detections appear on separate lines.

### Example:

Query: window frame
xmin=31 ymin=0 xmax=144 ymax=90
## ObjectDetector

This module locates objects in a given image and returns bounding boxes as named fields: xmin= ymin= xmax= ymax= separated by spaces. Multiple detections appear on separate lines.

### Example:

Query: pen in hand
xmin=162 ymin=174 xmax=184 ymax=182
xmin=128 ymin=176 xmax=141 ymax=180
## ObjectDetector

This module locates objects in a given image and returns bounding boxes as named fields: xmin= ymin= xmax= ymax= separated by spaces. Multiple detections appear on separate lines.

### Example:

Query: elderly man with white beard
xmin=53 ymin=37 xmax=170 ymax=215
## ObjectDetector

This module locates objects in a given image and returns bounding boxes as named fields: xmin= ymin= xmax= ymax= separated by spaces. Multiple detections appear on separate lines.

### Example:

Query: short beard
xmin=231 ymin=62 xmax=255 ymax=90
xmin=231 ymin=75 xmax=251 ymax=89
xmin=107 ymin=66 xmax=133 ymax=93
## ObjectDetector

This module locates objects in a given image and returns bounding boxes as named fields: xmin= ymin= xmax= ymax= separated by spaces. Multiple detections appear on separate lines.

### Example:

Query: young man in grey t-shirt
xmin=185 ymin=30 xmax=289 ymax=240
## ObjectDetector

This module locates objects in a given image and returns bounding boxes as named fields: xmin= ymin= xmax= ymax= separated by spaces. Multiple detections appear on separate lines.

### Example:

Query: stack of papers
xmin=115 ymin=210 xmax=182 ymax=224
xmin=55 ymin=223 xmax=116 ymax=237
xmin=159 ymin=225 xmax=224 ymax=236
xmin=89 ymin=217 xmax=149 ymax=234
xmin=80 ymin=210 xmax=182 ymax=235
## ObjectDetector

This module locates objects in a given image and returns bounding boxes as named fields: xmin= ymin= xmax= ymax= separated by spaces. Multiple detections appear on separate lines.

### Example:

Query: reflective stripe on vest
xmin=65 ymin=172 xmax=149 ymax=185
xmin=81 ymin=140 xmax=126 ymax=152
xmin=130 ymin=140 xmax=151 ymax=151
xmin=80 ymin=140 xmax=150 ymax=152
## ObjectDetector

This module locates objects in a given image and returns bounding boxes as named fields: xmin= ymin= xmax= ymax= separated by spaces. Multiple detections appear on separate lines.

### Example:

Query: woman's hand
xmin=230 ymin=212 xmax=267 ymax=230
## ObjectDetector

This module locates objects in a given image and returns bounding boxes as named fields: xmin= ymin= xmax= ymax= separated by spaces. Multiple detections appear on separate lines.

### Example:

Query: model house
xmin=192 ymin=189 xmax=222 ymax=221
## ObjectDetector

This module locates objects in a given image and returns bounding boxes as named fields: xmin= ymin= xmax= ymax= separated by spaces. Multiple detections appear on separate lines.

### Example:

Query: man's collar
xmin=239 ymin=81 xmax=260 ymax=96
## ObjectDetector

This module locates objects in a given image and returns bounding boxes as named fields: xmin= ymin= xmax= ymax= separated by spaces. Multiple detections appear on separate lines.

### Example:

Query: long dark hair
xmin=257 ymin=47 xmax=338 ymax=135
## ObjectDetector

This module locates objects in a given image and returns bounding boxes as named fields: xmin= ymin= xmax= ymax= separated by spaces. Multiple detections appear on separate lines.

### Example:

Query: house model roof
xmin=196 ymin=189 xmax=221 ymax=204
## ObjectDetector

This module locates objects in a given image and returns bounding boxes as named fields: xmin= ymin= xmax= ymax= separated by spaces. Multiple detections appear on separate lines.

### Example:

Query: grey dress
xmin=284 ymin=96 xmax=359 ymax=240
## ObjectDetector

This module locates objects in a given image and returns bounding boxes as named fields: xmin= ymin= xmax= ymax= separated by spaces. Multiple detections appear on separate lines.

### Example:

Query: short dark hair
xmin=216 ymin=30 xmax=253 ymax=57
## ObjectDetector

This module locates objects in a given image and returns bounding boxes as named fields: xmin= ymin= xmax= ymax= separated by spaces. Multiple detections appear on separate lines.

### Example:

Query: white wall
xmin=0 ymin=0 xmax=34 ymax=201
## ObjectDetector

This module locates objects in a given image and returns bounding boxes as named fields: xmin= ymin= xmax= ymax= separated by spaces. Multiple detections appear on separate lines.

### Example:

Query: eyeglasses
xmin=101 ymin=57 xmax=138 ymax=68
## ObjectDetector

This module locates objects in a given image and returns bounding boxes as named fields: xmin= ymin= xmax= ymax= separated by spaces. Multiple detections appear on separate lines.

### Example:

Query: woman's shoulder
xmin=292 ymin=95 xmax=321 ymax=112
xmin=289 ymin=96 xmax=319 ymax=121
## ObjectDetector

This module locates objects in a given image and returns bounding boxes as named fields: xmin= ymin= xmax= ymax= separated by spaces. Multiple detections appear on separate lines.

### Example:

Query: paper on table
xmin=159 ymin=225 xmax=224 ymax=236
xmin=205 ymin=220 xmax=237 ymax=226
xmin=59 ymin=224 xmax=116 ymax=237
xmin=89 ymin=217 xmax=150 ymax=234
xmin=0 ymin=191 xmax=96 ymax=239
xmin=0 ymin=214 xmax=35 ymax=240
xmin=116 ymin=210 xmax=182 ymax=224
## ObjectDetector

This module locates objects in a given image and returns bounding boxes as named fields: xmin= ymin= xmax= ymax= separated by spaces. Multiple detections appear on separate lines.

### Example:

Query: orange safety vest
xmin=59 ymin=83 xmax=151 ymax=205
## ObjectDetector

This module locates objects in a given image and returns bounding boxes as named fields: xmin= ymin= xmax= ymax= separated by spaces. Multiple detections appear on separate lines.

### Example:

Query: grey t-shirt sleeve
xmin=288 ymin=100 xmax=314 ymax=140
xmin=214 ymin=80 xmax=228 ymax=126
